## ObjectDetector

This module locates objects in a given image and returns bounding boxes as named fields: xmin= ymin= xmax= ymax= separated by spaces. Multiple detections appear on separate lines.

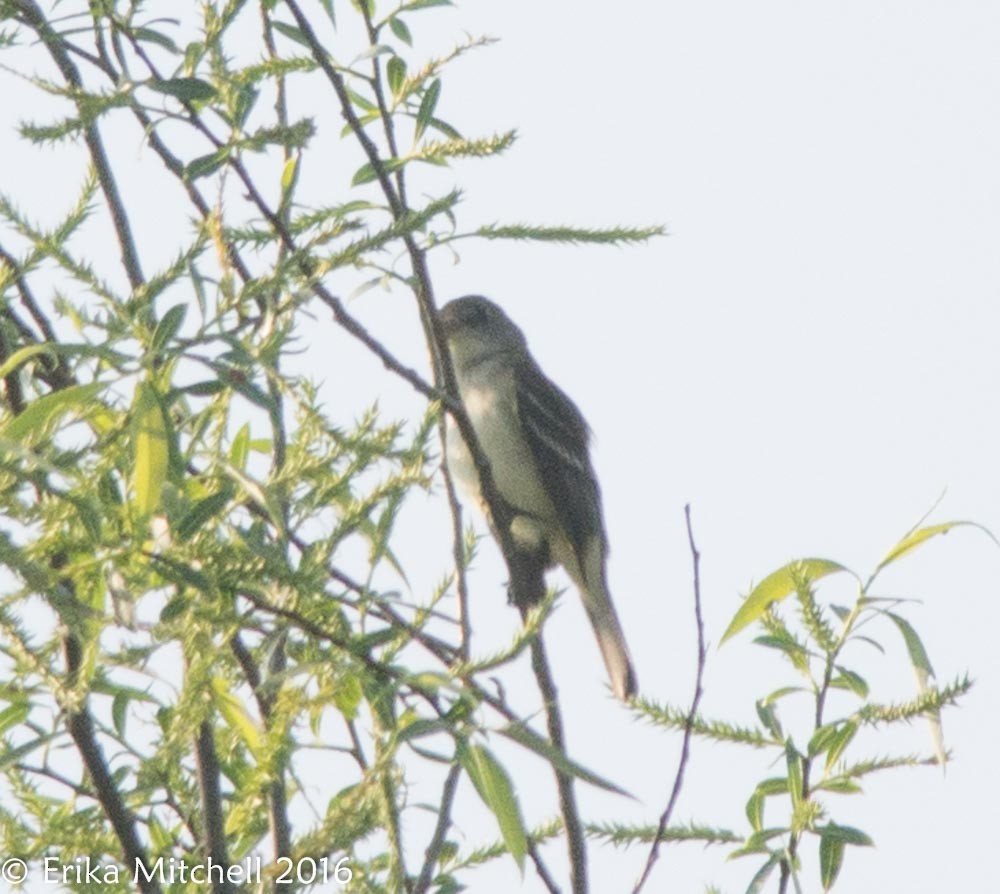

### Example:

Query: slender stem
xmin=633 ymin=504 xmax=707 ymax=893
xmin=528 ymin=629 xmax=588 ymax=894
xmin=14 ymin=0 xmax=145 ymax=291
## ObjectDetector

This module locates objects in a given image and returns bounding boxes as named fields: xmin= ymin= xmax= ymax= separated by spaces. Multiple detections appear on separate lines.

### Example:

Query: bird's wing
xmin=514 ymin=359 xmax=604 ymax=554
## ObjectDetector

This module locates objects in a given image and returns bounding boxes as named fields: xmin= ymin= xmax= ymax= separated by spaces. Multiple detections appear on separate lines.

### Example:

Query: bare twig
xmin=527 ymin=625 xmax=588 ymax=894
xmin=633 ymin=504 xmax=707 ymax=893
xmin=413 ymin=763 xmax=462 ymax=894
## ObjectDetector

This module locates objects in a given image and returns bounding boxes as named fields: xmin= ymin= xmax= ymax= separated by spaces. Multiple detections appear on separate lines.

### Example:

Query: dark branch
xmin=633 ymin=504 xmax=707 ymax=893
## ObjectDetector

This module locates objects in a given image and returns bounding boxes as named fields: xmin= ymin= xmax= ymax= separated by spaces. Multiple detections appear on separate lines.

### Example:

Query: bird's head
xmin=439 ymin=295 xmax=527 ymax=370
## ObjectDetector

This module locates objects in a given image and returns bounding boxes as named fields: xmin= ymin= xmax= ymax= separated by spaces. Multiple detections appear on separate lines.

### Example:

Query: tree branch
xmin=633 ymin=504 xmax=707 ymax=893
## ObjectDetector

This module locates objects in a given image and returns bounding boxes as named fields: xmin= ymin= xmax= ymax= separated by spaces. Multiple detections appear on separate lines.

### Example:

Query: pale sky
xmin=2 ymin=2 xmax=999 ymax=893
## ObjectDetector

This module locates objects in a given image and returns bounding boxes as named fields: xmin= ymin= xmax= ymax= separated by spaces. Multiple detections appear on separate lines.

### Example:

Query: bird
xmin=439 ymin=295 xmax=637 ymax=700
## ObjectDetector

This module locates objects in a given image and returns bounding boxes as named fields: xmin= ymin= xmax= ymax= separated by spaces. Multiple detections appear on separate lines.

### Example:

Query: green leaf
xmin=212 ymin=677 xmax=262 ymax=755
xmin=886 ymin=612 xmax=935 ymax=678
xmin=230 ymin=422 xmax=251 ymax=471
xmin=351 ymin=156 xmax=404 ymax=186
xmin=388 ymin=16 xmax=412 ymax=45
xmin=0 ymin=702 xmax=29 ymax=735
xmin=131 ymin=384 xmax=170 ymax=519
xmin=755 ymin=700 xmax=783 ymax=739
xmin=387 ymin=55 xmax=407 ymax=97
xmin=150 ymin=77 xmax=217 ymax=102
xmin=134 ymin=26 xmax=179 ymax=53
xmin=875 ymin=521 xmax=991 ymax=572
xmin=887 ymin=612 xmax=946 ymax=766
xmin=830 ymin=667 xmax=869 ymax=699
xmin=1 ymin=382 xmax=103 ymax=443
xmin=814 ymin=822 xmax=873 ymax=847
xmin=401 ymin=0 xmax=452 ymax=9
xmin=745 ymin=853 xmax=780 ymax=894
xmin=0 ymin=343 xmax=56 ymax=380
xmin=333 ymin=675 xmax=363 ymax=721
xmin=498 ymin=722 xmax=631 ymax=797
xmin=280 ymin=155 xmax=299 ymax=197
xmin=458 ymin=742 xmax=527 ymax=871
xmin=150 ymin=303 xmax=187 ymax=354
xmin=159 ymin=594 xmax=189 ymax=622
xmin=745 ymin=791 xmax=764 ymax=832
xmin=271 ymin=20 xmax=312 ymax=49
xmin=808 ymin=722 xmax=842 ymax=758
xmin=186 ymin=149 xmax=228 ymax=181
xmin=819 ymin=834 xmax=845 ymax=890
xmin=175 ymin=488 xmax=232 ymax=542
xmin=786 ymin=740 xmax=803 ymax=806
xmin=112 ymin=692 xmax=129 ymax=737
xmin=721 ymin=559 xmax=851 ymax=644
xmin=415 ymin=78 xmax=441 ymax=141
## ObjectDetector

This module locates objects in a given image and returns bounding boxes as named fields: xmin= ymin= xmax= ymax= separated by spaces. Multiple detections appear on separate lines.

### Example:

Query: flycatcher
xmin=440 ymin=295 xmax=637 ymax=700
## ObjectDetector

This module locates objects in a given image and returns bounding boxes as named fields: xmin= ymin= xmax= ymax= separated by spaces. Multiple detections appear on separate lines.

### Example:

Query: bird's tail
xmin=576 ymin=539 xmax=637 ymax=701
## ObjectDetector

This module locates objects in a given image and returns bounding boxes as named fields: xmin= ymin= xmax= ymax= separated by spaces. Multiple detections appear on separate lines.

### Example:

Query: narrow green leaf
xmin=175 ymin=489 xmax=232 ymax=542
xmin=819 ymin=834 xmax=845 ymax=890
xmin=2 ymin=382 xmax=103 ymax=443
xmin=830 ymin=667 xmax=869 ymax=699
xmin=745 ymin=792 xmax=764 ymax=832
xmin=498 ymin=722 xmax=631 ymax=797
xmin=388 ymin=16 xmax=412 ymax=45
xmin=112 ymin=692 xmax=129 ymax=737
xmin=186 ymin=149 xmax=228 ymax=181
xmin=458 ymin=742 xmax=527 ymax=871
xmin=280 ymin=155 xmax=299 ymax=196
xmin=808 ymin=722 xmax=842 ymax=758
xmin=886 ymin=612 xmax=935 ymax=678
xmin=271 ymin=20 xmax=312 ymax=49
xmin=0 ymin=702 xmax=29 ymax=735
xmin=814 ymin=823 xmax=873 ymax=847
xmin=876 ymin=521 xmax=992 ymax=572
xmin=212 ymin=677 xmax=262 ymax=754
xmin=786 ymin=740 xmax=803 ymax=806
xmin=0 ymin=343 xmax=56 ymax=380
xmin=150 ymin=77 xmax=217 ymax=102
xmin=150 ymin=303 xmax=187 ymax=354
xmin=721 ymin=559 xmax=851 ymax=644
xmin=387 ymin=55 xmax=407 ymax=97
xmin=230 ymin=422 xmax=251 ymax=471
xmin=134 ymin=26 xmax=179 ymax=53
xmin=415 ymin=78 xmax=441 ymax=141
xmin=159 ymin=595 xmax=188 ymax=622
xmin=887 ymin=612 xmax=946 ymax=767
xmin=401 ymin=0 xmax=452 ymax=9
xmin=745 ymin=853 xmax=780 ymax=894
xmin=131 ymin=384 xmax=169 ymax=519
xmin=755 ymin=700 xmax=783 ymax=739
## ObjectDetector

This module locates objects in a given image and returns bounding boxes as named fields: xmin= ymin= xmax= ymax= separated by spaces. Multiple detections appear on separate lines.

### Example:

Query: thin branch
xmin=527 ymin=626 xmax=587 ymax=894
xmin=230 ymin=634 xmax=292 ymax=861
xmin=62 ymin=635 xmax=163 ymax=894
xmin=633 ymin=504 xmax=707 ymax=894
xmin=194 ymin=721 xmax=235 ymax=894
xmin=14 ymin=0 xmax=145 ymax=291
xmin=413 ymin=763 xmax=461 ymax=894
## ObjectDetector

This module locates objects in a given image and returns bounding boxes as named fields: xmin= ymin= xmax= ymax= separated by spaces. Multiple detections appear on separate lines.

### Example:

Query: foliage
xmin=0 ymin=1 xmax=660 ymax=892
xmin=0 ymin=2 xmax=976 ymax=894
xmin=630 ymin=520 xmax=980 ymax=892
